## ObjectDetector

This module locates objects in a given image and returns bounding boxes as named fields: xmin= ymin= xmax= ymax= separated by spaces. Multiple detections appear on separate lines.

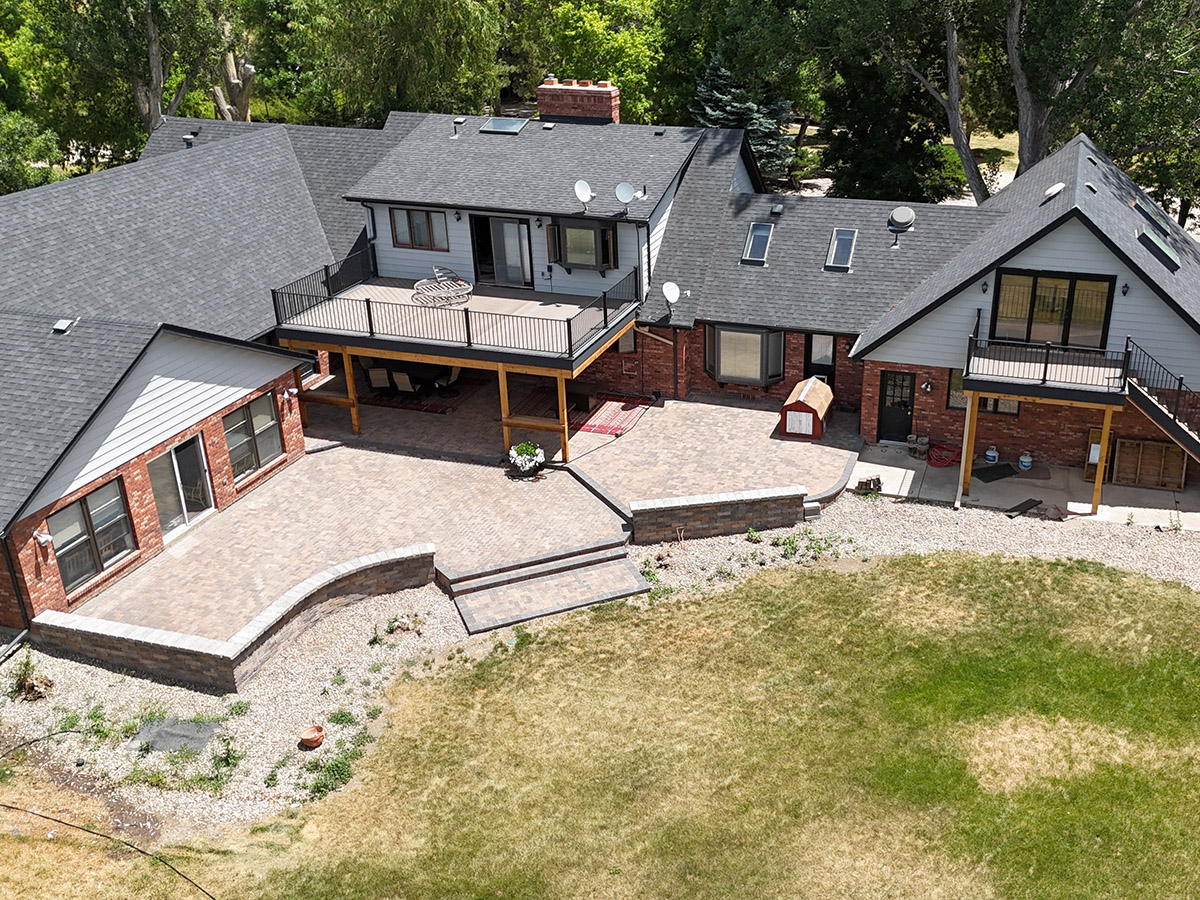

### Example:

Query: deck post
xmin=1092 ymin=406 xmax=1114 ymax=514
xmin=341 ymin=348 xmax=360 ymax=435
xmin=556 ymin=374 xmax=570 ymax=463
xmin=498 ymin=364 xmax=512 ymax=452
xmin=292 ymin=366 xmax=308 ymax=428
xmin=960 ymin=390 xmax=980 ymax=498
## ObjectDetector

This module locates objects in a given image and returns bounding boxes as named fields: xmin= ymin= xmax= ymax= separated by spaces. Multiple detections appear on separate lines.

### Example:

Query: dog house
xmin=779 ymin=377 xmax=833 ymax=439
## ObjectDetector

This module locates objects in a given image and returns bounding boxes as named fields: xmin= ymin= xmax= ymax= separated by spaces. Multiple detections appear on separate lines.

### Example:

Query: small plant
xmin=7 ymin=645 xmax=50 ymax=701
xmin=328 ymin=709 xmax=357 ymax=726
xmin=508 ymin=440 xmax=546 ymax=474
xmin=367 ymin=705 xmax=383 ymax=720
xmin=331 ymin=669 xmax=347 ymax=686
xmin=368 ymin=661 xmax=385 ymax=673
xmin=746 ymin=527 xmax=762 ymax=544
xmin=780 ymin=533 xmax=800 ymax=559
xmin=1126 ymin=512 xmax=1136 ymax=526
xmin=228 ymin=700 xmax=251 ymax=717
xmin=386 ymin=614 xmax=425 ymax=636
xmin=770 ymin=534 xmax=786 ymax=547
xmin=264 ymin=753 xmax=292 ymax=788
xmin=55 ymin=709 xmax=80 ymax=731
xmin=1169 ymin=510 xmax=1183 ymax=533
xmin=639 ymin=557 xmax=675 ymax=602
xmin=709 ymin=564 xmax=736 ymax=582
xmin=367 ymin=625 xmax=384 ymax=647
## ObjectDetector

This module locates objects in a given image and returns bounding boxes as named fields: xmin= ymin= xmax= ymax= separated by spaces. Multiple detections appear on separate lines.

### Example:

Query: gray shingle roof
xmin=852 ymin=134 xmax=1200 ymax=356
xmin=0 ymin=311 xmax=158 ymax=533
xmin=345 ymin=115 xmax=705 ymax=221
xmin=142 ymin=115 xmax=423 ymax=257
xmin=0 ymin=126 xmax=331 ymax=339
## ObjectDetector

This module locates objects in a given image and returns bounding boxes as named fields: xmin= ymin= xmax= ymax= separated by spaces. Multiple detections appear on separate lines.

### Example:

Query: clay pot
xmin=300 ymin=725 xmax=325 ymax=749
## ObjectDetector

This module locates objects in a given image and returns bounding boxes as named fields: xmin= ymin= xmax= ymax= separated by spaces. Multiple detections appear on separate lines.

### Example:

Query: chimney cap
xmin=597 ymin=80 xmax=611 ymax=87
xmin=543 ymin=74 xmax=558 ymax=85
xmin=579 ymin=79 xmax=593 ymax=87
xmin=561 ymin=78 xmax=576 ymax=86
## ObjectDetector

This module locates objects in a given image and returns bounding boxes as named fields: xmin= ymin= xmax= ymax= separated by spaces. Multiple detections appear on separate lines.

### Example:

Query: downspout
xmin=0 ymin=534 xmax=33 ymax=660
xmin=672 ymin=326 xmax=680 ymax=400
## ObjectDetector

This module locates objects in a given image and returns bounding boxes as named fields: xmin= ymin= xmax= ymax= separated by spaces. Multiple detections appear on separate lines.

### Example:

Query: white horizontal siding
xmin=530 ymin=220 xmax=641 ymax=298
xmin=371 ymin=205 xmax=475 ymax=281
xmin=730 ymin=154 xmax=755 ymax=194
xmin=867 ymin=217 xmax=1200 ymax=385
xmin=29 ymin=335 xmax=294 ymax=513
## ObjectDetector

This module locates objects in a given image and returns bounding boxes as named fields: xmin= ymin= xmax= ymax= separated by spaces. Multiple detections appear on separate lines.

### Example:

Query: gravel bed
xmin=0 ymin=583 xmax=502 ymax=841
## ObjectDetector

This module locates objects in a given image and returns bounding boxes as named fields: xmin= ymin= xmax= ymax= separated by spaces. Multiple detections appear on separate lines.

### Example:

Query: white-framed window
xmin=223 ymin=394 xmax=284 ymax=481
xmin=741 ymin=223 xmax=774 ymax=265
xmin=704 ymin=324 xmax=785 ymax=386
xmin=390 ymin=208 xmax=450 ymax=251
xmin=825 ymin=228 xmax=857 ymax=269
xmin=46 ymin=480 xmax=136 ymax=593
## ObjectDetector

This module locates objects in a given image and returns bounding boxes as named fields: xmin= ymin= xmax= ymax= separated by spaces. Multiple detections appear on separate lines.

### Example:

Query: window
xmin=390 ymin=208 xmax=449 ymax=251
xmin=550 ymin=219 xmax=618 ymax=270
xmin=223 ymin=394 xmax=284 ymax=481
xmin=825 ymin=228 xmax=857 ymax=269
xmin=741 ymin=223 xmax=773 ymax=265
xmin=805 ymin=333 xmax=836 ymax=387
xmin=947 ymin=369 xmax=1020 ymax=416
xmin=47 ymin=480 xmax=136 ymax=593
xmin=990 ymin=269 xmax=1115 ymax=349
xmin=704 ymin=324 xmax=785 ymax=385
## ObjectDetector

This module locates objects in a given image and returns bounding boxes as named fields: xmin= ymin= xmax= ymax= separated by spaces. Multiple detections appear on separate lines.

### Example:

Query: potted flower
xmin=508 ymin=440 xmax=546 ymax=477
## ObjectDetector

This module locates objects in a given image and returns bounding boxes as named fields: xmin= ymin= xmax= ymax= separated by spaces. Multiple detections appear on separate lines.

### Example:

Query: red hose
xmin=927 ymin=442 xmax=962 ymax=467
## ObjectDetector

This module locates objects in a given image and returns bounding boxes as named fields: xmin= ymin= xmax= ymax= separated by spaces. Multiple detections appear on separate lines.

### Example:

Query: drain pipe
xmin=0 ymin=535 xmax=32 ymax=662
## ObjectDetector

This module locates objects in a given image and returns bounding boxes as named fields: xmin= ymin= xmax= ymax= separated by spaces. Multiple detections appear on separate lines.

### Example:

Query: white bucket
xmin=1019 ymin=451 xmax=1033 ymax=471
xmin=985 ymin=445 xmax=999 ymax=464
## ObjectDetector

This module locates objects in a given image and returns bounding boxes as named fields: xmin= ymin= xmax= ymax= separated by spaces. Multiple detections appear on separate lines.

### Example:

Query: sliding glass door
xmin=148 ymin=436 xmax=213 ymax=538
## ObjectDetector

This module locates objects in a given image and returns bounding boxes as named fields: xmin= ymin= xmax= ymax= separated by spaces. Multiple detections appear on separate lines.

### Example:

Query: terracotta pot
xmin=300 ymin=725 xmax=325 ymax=748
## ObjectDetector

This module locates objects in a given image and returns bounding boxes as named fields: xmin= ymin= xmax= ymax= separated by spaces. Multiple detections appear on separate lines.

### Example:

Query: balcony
xmin=272 ymin=248 xmax=640 ymax=371
xmin=962 ymin=336 xmax=1130 ymax=405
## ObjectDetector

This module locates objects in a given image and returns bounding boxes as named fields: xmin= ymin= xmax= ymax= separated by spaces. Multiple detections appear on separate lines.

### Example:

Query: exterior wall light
xmin=535 ymin=217 xmax=543 ymax=229
xmin=981 ymin=280 xmax=989 ymax=293
xmin=454 ymin=210 xmax=462 ymax=221
xmin=1121 ymin=282 xmax=1130 ymax=295
xmin=33 ymin=530 xmax=53 ymax=548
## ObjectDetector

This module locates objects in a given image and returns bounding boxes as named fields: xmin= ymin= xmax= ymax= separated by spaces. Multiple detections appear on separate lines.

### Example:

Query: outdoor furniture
xmin=413 ymin=266 xmax=473 ymax=307
xmin=366 ymin=367 xmax=391 ymax=391
xmin=391 ymin=371 xmax=419 ymax=395
xmin=435 ymin=366 xmax=462 ymax=398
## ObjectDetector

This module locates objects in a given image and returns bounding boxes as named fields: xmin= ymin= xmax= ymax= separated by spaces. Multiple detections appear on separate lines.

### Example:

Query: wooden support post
xmin=961 ymin=391 xmax=980 ymax=497
xmin=341 ymin=349 xmax=360 ymax=435
xmin=498 ymin=364 xmax=511 ymax=453
xmin=292 ymin=366 xmax=308 ymax=428
xmin=1092 ymin=406 xmax=1114 ymax=515
xmin=556 ymin=374 xmax=570 ymax=463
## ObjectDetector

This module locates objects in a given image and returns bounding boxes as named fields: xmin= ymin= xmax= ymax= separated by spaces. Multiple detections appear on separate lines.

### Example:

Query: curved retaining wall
xmin=31 ymin=544 xmax=436 ymax=693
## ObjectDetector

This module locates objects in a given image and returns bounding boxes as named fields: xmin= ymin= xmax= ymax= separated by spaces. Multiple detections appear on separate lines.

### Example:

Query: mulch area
xmin=509 ymin=388 xmax=653 ymax=435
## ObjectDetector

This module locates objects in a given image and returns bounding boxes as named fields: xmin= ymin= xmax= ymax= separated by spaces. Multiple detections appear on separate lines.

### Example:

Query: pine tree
xmin=690 ymin=56 xmax=793 ymax=181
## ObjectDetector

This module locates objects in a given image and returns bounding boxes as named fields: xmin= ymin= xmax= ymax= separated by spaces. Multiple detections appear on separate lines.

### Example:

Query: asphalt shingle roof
xmin=345 ymin=115 xmax=705 ymax=221
xmin=852 ymin=134 xmax=1200 ymax=355
xmin=0 ymin=126 xmax=331 ymax=339
xmin=0 ymin=311 xmax=158 ymax=533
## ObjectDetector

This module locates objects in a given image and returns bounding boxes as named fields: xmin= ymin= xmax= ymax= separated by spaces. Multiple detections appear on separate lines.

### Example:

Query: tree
xmin=691 ymin=56 xmax=793 ymax=180
xmin=211 ymin=15 xmax=255 ymax=121
xmin=0 ymin=110 xmax=59 ymax=194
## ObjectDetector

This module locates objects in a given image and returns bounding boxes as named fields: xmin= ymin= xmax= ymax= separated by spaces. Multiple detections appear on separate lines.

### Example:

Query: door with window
xmin=148 ymin=435 xmax=214 ymax=539
xmin=878 ymin=371 xmax=915 ymax=442
xmin=471 ymin=215 xmax=532 ymax=287
xmin=806 ymin=334 xmax=837 ymax=389
xmin=992 ymin=270 xmax=1114 ymax=348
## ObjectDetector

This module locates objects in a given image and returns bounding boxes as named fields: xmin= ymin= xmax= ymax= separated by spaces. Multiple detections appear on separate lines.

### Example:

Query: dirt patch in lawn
xmin=957 ymin=713 xmax=1198 ymax=794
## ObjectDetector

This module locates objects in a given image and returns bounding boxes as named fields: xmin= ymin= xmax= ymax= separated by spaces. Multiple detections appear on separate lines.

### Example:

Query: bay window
xmin=704 ymin=324 xmax=785 ymax=386
xmin=47 ymin=480 xmax=136 ymax=593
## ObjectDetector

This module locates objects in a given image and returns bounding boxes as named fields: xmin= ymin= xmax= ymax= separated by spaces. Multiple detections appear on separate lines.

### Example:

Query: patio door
xmin=878 ymin=371 xmax=915 ymax=443
xmin=472 ymin=215 xmax=533 ymax=287
xmin=147 ymin=435 xmax=213 ymax=539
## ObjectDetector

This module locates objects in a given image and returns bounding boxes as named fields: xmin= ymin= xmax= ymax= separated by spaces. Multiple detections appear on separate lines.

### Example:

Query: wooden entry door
xmin=878 ymin=371 xmax=915 ymax=442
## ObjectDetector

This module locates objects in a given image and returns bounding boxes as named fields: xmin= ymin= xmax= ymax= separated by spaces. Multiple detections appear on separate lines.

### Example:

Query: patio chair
xmin=391 ymin=371 xmax=420 ymax=395
xmin=413 ymin=267 xmax=473 ymax=307
xmin=366 ymin=367 xmax=391 ymax=391
xmin=435 ymin=366 xmax=462 ymax=398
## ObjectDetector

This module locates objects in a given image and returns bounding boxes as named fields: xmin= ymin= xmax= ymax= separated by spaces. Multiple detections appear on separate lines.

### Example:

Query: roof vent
xmin=1085 ymin=181 xmax=1098 ymax=193
xmin=451 ymin=116 xmax=467 ymax=139
xmin=542 ymin=121 xmax=556 ymax=130
xmin=1044 ymin=182 xmax=1067 ymax=199
xmin=52 ymin=317 xmax=77 ymax=334
xmin=1087 ymin=155 xmax=1098 ymax=166
xmin=887 ymin=206 xmax=916 ymax=233
xmin=770 ymin=203 xmax=784 ymax=216
xmin=654 ymin=127 xmax=666 ymax=136
xmin=182 ymin=133 xmax=196 ymax=148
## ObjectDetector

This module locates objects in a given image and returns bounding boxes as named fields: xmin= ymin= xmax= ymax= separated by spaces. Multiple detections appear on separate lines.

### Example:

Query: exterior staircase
xmin=436 ymin=533 xmax=649 ymax=633
xmin=1126 ymin=341 xmax=1200 ymax=464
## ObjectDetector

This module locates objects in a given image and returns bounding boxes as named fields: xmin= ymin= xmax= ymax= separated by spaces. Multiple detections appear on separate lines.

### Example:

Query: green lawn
xmin=223 ymin=553 xmax=1200 ymax=900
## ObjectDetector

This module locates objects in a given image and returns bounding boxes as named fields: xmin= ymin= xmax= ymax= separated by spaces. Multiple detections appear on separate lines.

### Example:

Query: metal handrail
xmin=1127 ymin=339 xmax=1199 ymax=429
xmin=963 ymin=334 xmax=1129 ymax=390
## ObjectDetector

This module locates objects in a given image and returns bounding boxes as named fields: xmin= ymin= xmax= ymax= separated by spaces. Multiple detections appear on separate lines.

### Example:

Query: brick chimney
xmin=536 ymin=75 xmax=621 ymax=125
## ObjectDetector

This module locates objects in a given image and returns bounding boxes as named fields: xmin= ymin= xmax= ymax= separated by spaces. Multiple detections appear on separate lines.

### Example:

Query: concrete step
xmin=454 ymin=557 xmax=649 ymax=634
xmin=436 ymin=531 xmax=629 ymax=588
xmin=449 ymin=545 xmax=629 ymax=597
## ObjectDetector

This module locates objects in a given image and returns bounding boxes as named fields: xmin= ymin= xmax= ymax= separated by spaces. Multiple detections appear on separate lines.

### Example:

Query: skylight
xmin=1138 ymin=226 xmax=1181 ymax=270
xmin=825 ymin=228 xmax=857 ymax=269
xmin=741 ymin=223 xmax=774 ymax=264
xmin=1134 ymin=196 xmax=1174 ymax=236
xmin=479 ymin=117 xmax=529 ymax=134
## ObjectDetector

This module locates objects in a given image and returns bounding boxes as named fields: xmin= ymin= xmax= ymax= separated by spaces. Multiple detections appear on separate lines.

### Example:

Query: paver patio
xmin=73 ymin=445 xmax=626 ymax=641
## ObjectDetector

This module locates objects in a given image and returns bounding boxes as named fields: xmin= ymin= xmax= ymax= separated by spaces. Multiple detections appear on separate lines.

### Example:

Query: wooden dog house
xmin=779 ymin=377 xmax=833 ymax=439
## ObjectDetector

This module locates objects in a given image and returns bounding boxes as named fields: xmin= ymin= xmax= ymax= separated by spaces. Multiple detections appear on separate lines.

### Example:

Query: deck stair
xmin=436 ymin=533 xmax=649 ymax=633
xmin=1126 ymin=340 xmax=1200 ymax=464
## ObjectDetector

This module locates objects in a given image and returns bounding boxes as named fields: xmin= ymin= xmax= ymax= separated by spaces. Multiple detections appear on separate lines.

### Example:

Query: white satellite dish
xmin=574 ymin=179 xmax=596 ymax=205
xmin=662 ymin=281 xmax=681 ymax=304
xmin=615 ymin=181 xmax=637 ymax=204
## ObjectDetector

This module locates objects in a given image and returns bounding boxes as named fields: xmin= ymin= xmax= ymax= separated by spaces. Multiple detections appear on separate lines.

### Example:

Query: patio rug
xmin=1005 ymin=498 xmax=1043 ymax=519
xmin=358 ymin=371 xmax=488 ymax=415
xmin=509 ymin=388 xmax=653 ymax=435
xmin=973 ymin=463 xmax=1018 ymax=483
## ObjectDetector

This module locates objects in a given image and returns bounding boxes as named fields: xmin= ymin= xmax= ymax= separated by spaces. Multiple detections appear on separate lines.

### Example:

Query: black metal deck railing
xmin=272 ymin=252 xmax=639 ymax=359
xmin=964 ymin=336 xmax=1130 ymax=391
xmin=1127 ymin=339 xmax=1200 ymax=432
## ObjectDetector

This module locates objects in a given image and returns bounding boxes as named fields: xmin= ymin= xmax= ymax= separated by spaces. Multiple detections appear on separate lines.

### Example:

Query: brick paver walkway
xmin=74 ymin=446 xmax=625 ymax=641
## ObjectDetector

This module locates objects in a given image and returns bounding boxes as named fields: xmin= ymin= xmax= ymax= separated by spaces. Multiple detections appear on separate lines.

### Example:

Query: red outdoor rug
xmin=509 ymin=388 xmax=653 ymax=435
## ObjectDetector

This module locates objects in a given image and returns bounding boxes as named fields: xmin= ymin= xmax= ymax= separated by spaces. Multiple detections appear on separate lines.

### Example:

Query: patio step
xmin=435 ymin=533 xmax=629 ymax=590
xmin=453 ymin=557 xmax=650 ymax=634
xmin=448 ymin=545 xmax=630 ymax=597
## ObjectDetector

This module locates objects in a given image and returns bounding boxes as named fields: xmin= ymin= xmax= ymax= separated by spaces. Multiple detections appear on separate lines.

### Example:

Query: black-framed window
xmin=805 ymin=333 xmax=837 ymax=388
xmin=548 ymin=219 xmax=618 ymax=270
xmin=704 ymin=324 xmax=785 ymax=386
xmin=223 ymin=394 xmax=284 ymax=481
xmin=390 ymin=208 xmax=449 ymax=251
xmin=46 ymin=480 xmax=136 ymax=593
xmin=990 ymin=268 xmax=1115 ymax=349
xmin=947 ymin=368 xmax=1020 ymax=416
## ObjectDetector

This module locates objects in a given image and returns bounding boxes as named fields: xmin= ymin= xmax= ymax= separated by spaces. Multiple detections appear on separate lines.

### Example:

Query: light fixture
xmin=535 ymin=217 xmax=543 ymax=229
xmin=33 ymin=530 xmax=52 ymax=548
xmin=981 ymin=280 xmax=989 ymax=293
xmin=454 ymin=210 xmax=462 ymax=221
xmin=283 ymin=387 xmax=299 ymax=400
xmin=1121 ymin=282 xmax=1129 ymax=295
xmin=921 ymin=380 xmax=933 ymax=393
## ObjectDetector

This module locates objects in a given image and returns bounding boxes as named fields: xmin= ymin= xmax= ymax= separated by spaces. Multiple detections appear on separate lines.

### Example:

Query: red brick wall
xmin=0 ymin=373 xmax=305 ymax=629
xmin=582 ymin=326 xmax=678 ymax=397
xmin=536 ymin=79 xmax=621 ymax=123
xmin=859 ymin=359 xmax=1193 ymax=475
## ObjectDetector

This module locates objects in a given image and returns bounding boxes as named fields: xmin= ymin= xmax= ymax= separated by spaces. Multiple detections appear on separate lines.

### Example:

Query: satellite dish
xmin=662 ymin=281 xmax=681 ymax=304
xmin=574 ymin=179 xmax=595 ymax=205
xmin=615 ymin=182 xmax=637 ymax=204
